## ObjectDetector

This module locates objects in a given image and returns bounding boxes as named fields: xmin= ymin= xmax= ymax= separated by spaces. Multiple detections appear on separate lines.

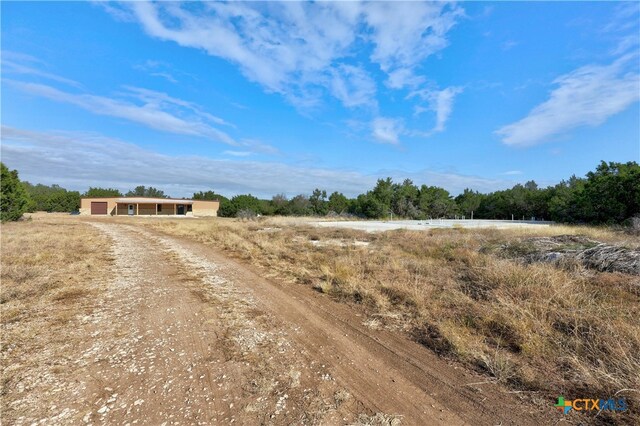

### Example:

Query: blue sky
xmin=2 ymin=1 xmax=639 ymax=198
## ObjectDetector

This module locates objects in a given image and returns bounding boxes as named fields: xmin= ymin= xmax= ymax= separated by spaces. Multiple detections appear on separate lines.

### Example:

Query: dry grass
xmin=1 ymin=214 xmax=112 ymax=423
xmin=144 ymin=217 xmax=640 ymax=424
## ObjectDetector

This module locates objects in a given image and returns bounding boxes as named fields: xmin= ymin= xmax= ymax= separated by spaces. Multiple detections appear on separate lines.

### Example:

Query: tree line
xmin=2 ymin=161 xmax=638 ymax=225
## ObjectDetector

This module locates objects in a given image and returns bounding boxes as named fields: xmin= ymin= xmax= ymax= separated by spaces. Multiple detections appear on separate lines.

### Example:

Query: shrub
xmin=1 ymin=163 xmax=30 ymax=222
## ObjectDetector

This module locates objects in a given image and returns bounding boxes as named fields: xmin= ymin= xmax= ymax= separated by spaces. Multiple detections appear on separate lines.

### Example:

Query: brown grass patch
xmin=1 ymin=215 xmax=112 ymax=423
xmin=140 ymin=217 xmax=640 ymax=424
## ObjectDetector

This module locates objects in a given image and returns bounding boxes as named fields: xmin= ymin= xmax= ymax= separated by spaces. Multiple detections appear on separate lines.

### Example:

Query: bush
xmin=236 ymin=209 xmax=257 ymax=220
xmin=1 ymin=163 xmax=30 ymax=222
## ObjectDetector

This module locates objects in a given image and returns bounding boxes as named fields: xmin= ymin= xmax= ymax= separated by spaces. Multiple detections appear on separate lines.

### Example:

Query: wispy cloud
xmin=121 ymin=86 xmax=234 ymax=128
xmin=127 ymin=1 xmax=363 ymax=108
xmin=430 ymin=86 xmax=464 ymax=132
xmin=8 ymin=80 xmax=239 ymax=145
xmin=222 ymin=150 xmax=253 ymax=157
xmin=605 ymin=3 xmax=640 ymax=56
xmin=133 ymin=59 xmax=194 ymax=84
xmin=329 ymin=64 xmax=377 ymax=109
xmin=409 ymin=85 xmax=464 ymax=134
xmin=114 ymin=1 xmax=461 ymax=118
xmin=501 ymin=40 xmax=518 ymax=51
xmin=496 ymin=54 xmax=640 ymax=146
xmin=363 ymin=1 xmax=462 ymax=85
xmin=0 ymin=125 xmax=373 ymax=197
xmin=371 ymin=117 xmax=404 ymax=144
xmin=1 ymin=51 xmax=82 ymax=88
xmin=502 ymin=170 xmax=523 ymax=176
xmin=150 ymin=71 xmax=177 ymax=83
xmin=1 ymin=126 xmax=510 ymax=197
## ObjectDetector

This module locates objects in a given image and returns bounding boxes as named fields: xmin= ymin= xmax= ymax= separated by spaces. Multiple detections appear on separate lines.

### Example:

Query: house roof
xmin=115 ymin=197 xmax=194 ymax=204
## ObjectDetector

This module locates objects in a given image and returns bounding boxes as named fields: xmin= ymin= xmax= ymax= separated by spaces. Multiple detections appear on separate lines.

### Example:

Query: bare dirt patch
xmin=72 ymin=222 xmax=372 ymax=425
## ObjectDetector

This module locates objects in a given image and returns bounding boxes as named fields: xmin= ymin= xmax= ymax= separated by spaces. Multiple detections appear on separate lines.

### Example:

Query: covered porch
xmin=114 ymin=198 xmax=194 ymax=216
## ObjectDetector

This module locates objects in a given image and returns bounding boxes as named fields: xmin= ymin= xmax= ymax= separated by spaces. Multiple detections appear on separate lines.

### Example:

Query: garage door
xmin=91 ymin=202 xmax=108 ymax=215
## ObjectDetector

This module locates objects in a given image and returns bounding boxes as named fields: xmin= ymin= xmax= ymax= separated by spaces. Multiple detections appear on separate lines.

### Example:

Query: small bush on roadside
xmin=236 ymin=209 xmax=257 ymax=220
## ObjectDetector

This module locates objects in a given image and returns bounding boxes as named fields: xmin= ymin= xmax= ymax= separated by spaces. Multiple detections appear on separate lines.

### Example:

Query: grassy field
xmin=2 ymin=215 xmax=637 ymax=423
xmin=1 ymin=214 xmax=112 ymax=422
xmin=144 ymin=217 xmax=640 ymax=423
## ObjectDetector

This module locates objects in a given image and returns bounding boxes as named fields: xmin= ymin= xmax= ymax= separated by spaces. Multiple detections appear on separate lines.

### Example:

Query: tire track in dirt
xmin=134 ymin=225 xmax=551 ymax=426
xmin=70 ymin=223 xmax=378 ymax=425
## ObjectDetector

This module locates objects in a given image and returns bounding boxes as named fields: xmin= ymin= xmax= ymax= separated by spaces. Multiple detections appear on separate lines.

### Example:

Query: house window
xmin=157 ymin=204 xmax=162 ymax=212
xmin=187 ymin=205 xmax=193 ymax=212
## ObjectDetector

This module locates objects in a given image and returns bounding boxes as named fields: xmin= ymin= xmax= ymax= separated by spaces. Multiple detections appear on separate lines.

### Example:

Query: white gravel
xmin=312 ymin=219 xmax=553 ymax=232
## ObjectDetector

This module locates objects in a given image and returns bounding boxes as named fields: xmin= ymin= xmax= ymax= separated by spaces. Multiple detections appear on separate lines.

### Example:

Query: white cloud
xmin=0 ymin=125 xmax=373 ymax=197
xmin=121 ymin=86 xmax=234 ymax=128
xmin=430 ymin=86 xmax=464 ymax=132
xmin=502 ymin=170 xmax=523 ymax=176
xmin=386 ymin=68 xmax=426 ymax=90
xmin=149 ymin=72 xmax=177 ymax=83
xmin=222 ymin=150 xmax=253 ymax=157
xmin=371 ymin=117 xmax=404 ymax=144
xmin=1 ymin=53 xmax=82 ymax=88
xmin=496 ymin=54 xmax=640 ymax=146
xmin=409 ymin=86 xmax=464 ymax=133
xmin=329 ymin=64 xmax=377 ymax=108
xmin=1 ymin=126 xmax=510 ymax=197
xmin=606 ymin=3 xmax=640 ymax=56
xmin=132 ymin=59 xmax=198 ymax=84
xmin=8 ymin=80 xmax=239 ymax=145
xmin=120 ymin=1 xmax=461 ymax=111
xmin=362 ymin=1 xmax=462 ymax=75
xmin=501 ymin=40 xmax=518 ymax=51
xmin=128 ymin=1 xmax=362 ymax=106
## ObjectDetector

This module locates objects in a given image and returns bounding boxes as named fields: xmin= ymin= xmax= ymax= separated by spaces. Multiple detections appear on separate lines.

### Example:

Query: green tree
xmin=547 ymin=176 xmax=586 ymax=223
xmin=219 ymin=194 xmax=262 ymax=217
xmin=288 ymin=194 xmax=312 ymax=216
xmin=581 ymin=161 xmax=640 ymax=223
xmin=327 ymin=191 xmax=349 ymax=214
xmin=309 ymin=188 xmax=328 ymax=216
xmin=371 ymin=178 xmax=394 ymax=214
xmin=22 ymin=182 xmax=80 ymax=212
xmin=126 ymin=186 xmax=168 ymax=198
xmin=48 ymin=190 xmax=81 ymax=212
xmin=351 ymin=193 xmax=385 ymax=218
xmin=1 ymin=163 xmax=30 ymax=222
xmin=192 ymin=190 xmax=228 ymax=202
xmin=392 ymin=179 xmax=420 ymax=218
xmin=455 ymin=189 xmax=484 ymax=218
xmin=84 ymin=187 xmax=122 ymax=197
xmin=418 ymin=185 xmax=457 ymax=218
xmin=270 ymin=194 xmax=290 ymax=215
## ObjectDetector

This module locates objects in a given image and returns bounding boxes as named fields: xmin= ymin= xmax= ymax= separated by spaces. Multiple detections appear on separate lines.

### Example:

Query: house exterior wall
xmin=80 ymin=198 xmax=219 ymax=217
xmin=156 ymin=204 xmax=175 ymax=215
xmin=137 ymin=203 xmax=156 ymax=215
xmin=192 ymin=200 xmax=219 ymax=217
xmin=80 ymin=198 xmax=118 ymax=215
xmin=116 ymin=204 xmax=129 ymax=216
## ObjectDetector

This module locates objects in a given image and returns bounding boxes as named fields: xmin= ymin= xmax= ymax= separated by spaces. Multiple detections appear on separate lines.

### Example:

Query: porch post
xmin=155 ymin=203 xmax=158 ymax=215
xmin=115 ymin=203 xmax=118 ymax=216
xmin=173 ymin=204 xmax=176 ymax=215
xmin=136 ymin=204 xmax=139 ymax=216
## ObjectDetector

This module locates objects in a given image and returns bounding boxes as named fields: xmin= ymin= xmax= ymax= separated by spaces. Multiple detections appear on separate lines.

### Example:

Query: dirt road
xmin=24 ymin=222 xmax=548 ymax=425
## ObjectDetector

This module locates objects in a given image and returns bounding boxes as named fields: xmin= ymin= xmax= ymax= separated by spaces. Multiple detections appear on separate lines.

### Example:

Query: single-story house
xmin=80 ymin=197 xmax=219 ymax=217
